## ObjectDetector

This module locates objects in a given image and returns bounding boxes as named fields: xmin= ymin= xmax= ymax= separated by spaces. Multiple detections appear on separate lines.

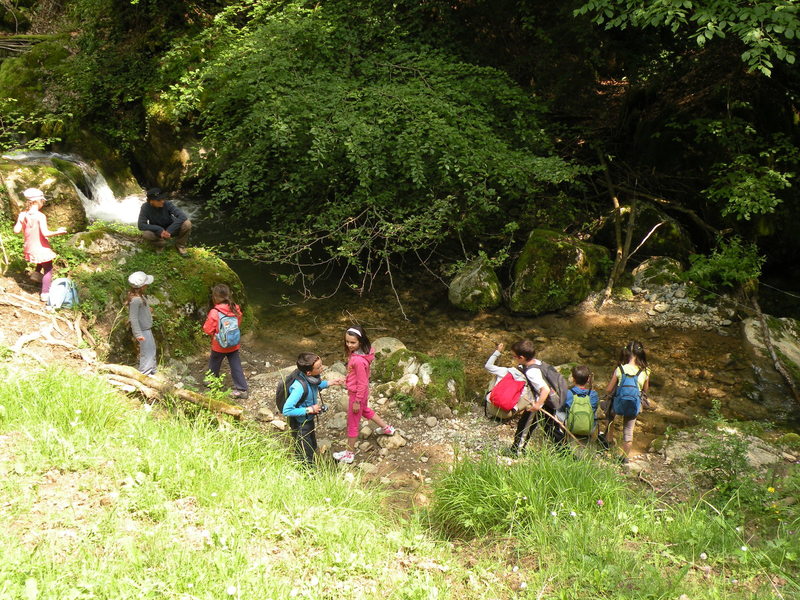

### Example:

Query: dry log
xmin=106 ymin=374 xmax=159 ymax=400
xmin=98 ymin=363 xmax=243 ymax=418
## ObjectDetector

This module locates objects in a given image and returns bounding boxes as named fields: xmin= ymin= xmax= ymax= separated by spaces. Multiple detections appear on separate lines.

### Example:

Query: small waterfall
xmin=2 ymin=151 xmax=145 ymax=224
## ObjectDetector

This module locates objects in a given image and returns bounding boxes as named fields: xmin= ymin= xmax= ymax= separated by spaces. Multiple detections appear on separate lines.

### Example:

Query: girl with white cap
xmin=127 ymin=271 xmax=157 ymax=375
xmin=12 ymin=188 xmax=67 ymax=302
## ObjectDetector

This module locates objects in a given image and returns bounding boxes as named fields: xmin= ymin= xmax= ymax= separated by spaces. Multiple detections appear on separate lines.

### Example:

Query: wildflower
xmin=699 ymin=552 xmax=707 ymax=560
xmin=596 ymin=499 xmax=604 ymax=507
xmin=226 ymin=585 xmax=237 ymax=595
xmin=550 ymin=511 xmax=557 ymax=517
xmin=570 ymin=511 xmax=577 ymax=517
xmin=740 ymin=546 xmax=748 ymax=552
xmin=211 ymin=492 xmax=218 ymax=497
xmin=768 ymin=487 xmax=775 ymax=493
xmin=75 ymin=409 xmax=82 ymax=414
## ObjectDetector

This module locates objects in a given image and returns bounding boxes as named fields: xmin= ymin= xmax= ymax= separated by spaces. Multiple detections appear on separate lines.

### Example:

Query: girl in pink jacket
xmin=333 ymin=326 xmax=395 ymax=464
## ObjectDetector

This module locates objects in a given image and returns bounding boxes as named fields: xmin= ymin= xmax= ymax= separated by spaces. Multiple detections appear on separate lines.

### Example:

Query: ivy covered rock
xmin=371 ymin=348 xmax=466 ymax=416
xmin=448 ymin=257 xmax=502 ymax=311
xmin=632 ymin=256 xmax=684 ymax=288
xmin=65 ymin=226 xmax=249 ymax=363
xmin=508 ymin=229 xmax=610 ymax=315
xmin=0 ymin=161 xmax=87 ymax=230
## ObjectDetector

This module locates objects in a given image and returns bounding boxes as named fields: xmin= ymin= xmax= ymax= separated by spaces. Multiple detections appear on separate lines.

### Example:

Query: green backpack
xmin=566 ymin=387 xmax=594 ymax=436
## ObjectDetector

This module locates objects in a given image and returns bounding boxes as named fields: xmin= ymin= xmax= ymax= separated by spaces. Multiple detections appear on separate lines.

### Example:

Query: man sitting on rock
xmin=137 ymin=188 xmax=192 ymax=256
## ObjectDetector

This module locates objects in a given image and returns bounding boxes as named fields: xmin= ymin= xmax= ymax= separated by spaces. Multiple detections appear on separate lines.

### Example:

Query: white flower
xmin=741 ymin=546 xmax=748 ymax=552
xmin=226 ymin=585 xmax=237 ymax=595
xmin=570 ymin=511 xmax=577 ymax=517
xmin=699 ymin=552 xmax=707 ymax=560
xmin=550 ymin=511 xmax=557 ymax=517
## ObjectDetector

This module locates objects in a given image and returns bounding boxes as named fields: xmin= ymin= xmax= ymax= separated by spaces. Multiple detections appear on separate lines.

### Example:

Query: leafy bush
xmin=163 ymin=1 xmax=584 ymax=284
xmin=685 ymin=235 xmax=764 ymax=298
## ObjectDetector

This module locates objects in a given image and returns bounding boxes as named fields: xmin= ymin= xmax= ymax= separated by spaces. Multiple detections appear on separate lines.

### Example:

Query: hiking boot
xmin=501 ymin=446 xmax=520 ymax=458
xmin=376 ymin=425 xmax=395 ymax=436
xmin=176 ymin=246 xmax=188 ymax=257
xmin=333 ymin=450 xmax=354 ymax=464
xmin=232 ymin=390 xmax=249 ymax=400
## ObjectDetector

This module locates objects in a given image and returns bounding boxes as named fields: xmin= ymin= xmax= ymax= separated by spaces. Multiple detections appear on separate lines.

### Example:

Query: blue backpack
xmin=47 ymin=278 xmax=79 ymax=309
xmin=612 ymin=367 xmax=644 ymax=417
xmin=214 ymin=307 xmax=241 ymax=348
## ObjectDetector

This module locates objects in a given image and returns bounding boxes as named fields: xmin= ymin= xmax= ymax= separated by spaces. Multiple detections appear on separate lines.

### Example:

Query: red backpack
xmin=489 ymin=373 xmax=527 ymax=410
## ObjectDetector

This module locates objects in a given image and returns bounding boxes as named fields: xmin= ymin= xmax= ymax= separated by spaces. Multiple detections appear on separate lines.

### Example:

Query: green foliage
xmin=686 ymin=235 xmax=764 ymax=297
xmin=575 ymin=0 xmax=800 ymax=76
xmin=687 ymin=400 xmax=767 ymax=509
xmin=162 ymin=1 xmax=584 ymax=281
xmin=0 ymin=98 xmax=61 ymax=153
xmin=685 ymin=117 xmax=799 ymax=221
xmin=203 ymin=371 xmax=231 ymax=402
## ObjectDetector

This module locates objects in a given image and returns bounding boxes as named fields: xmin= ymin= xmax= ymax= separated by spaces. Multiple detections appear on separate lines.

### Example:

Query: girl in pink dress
xmin=13 ymin=188 xmax=67 ymax=301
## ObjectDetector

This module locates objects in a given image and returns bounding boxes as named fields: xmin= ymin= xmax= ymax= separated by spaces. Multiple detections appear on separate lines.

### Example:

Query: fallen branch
xmin=98 ymin=363 xmax=243 ymax=418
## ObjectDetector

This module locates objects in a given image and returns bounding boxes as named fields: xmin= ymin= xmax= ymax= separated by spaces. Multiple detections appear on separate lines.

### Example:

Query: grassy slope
xmin=0 ymin=367 xmax=797 ymax=599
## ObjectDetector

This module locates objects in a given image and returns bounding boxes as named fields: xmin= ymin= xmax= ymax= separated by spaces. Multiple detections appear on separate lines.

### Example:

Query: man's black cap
xmin=146 ymin=187 xmax=165 ymax=200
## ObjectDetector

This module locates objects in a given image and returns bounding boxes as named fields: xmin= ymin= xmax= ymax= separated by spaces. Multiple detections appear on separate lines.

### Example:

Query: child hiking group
xmin=278 ymin=326 xmax=395 ymax=469
xmin=485 ymin=339 xmax=651 ymax=463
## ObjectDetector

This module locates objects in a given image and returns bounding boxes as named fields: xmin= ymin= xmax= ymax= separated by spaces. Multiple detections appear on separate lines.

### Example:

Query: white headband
xmin=346 ymin=327 xmax=362 ymax=337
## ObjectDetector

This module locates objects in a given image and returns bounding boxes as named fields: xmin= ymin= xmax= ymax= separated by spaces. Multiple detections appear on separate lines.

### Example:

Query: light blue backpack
xmin=48 ymin=278 xmax=79 ymax=309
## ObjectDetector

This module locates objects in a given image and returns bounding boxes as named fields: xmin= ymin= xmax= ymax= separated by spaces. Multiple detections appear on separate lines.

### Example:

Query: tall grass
xmin=430 ymin=447 xmax=799 ymax=599
xmin=0 ymin=368 xmax=489 ymax=599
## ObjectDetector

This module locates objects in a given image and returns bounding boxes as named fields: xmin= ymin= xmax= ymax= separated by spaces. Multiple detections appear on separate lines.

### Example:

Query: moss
xmin=509 ymin=229 xmax=610 ymax=315
xmin=778 ymin=433 xmax=800 ymax=449
xmin=373 ymin=349 xmax=466 ymax=412
xmin=612 ymin=287 xmax=634 ymax=300
xmin=66 ymin=230 xmax=249 ymax=360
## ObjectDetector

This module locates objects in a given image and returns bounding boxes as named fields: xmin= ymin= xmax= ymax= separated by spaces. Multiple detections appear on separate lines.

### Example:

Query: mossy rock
xmin=373 ymin=348 xmax=466 ymax=414
xmin=0 ymin=37 xmax=69 ymax=111
xmin=448 ymin=257 xmax=502 ymax=311
xmin=778 ymin=433 xmax=800 ymax=449
xmin=612 ymin=287 xmax=634 ymax=301
xmin=66 ymin=228 xmax=249 ymax=362
xmin=631 ymin=256 xmax=684 ymax=289
xmin=508 ymin=229 xmax=610 ymax=315
xmin=595 ymin=203 xmax=695 ymax=261
xmin=0 ymin=161 xmax=87 ymax=230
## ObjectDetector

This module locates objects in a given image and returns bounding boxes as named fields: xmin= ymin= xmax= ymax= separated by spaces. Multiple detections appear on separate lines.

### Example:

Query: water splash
xmin=2 ymin=151 xmax=144 ymax=224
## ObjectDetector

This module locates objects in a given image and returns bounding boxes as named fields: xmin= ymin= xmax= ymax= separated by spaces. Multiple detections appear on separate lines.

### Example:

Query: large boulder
xmin=632 ymin=256 xmax=684 ymax=289
xmin=448 ymin=257 xmax=502 ymax=311
xmin=508 ymin=229 xmax=610 ymax=315
xmin=65 ymin=227 xmax=249 ymax=363
xmin=0 ymin=161 xmax=87 ymax=230
xmin=595 ymin=203 xmax=695 ymax=262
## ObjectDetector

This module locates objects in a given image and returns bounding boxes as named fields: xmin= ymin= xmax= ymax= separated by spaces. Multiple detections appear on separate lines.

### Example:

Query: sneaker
xmin=40 ymin=293 xmax=49 ymax=303
xmin=376 ymin=425 xmax=395 ymax=436
xmin=176 ymin=246 xmax=188 ymax=257
xmin=333 ymin=450 xmax=354 ymax=464
xmin=232 ymin=390 xmax=249 ymax=400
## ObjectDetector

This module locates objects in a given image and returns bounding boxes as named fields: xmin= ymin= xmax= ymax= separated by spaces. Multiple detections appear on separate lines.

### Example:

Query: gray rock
xmin=359 ymin=425 xmax=373 ymax=439
xmin=447 ymin=257 xmax=503 ymax=311
xmin=257 ymin=407 xmax=275 ymax=421
xmin=330 ymin=412 xmax=348 ymax=430
xmin=358 ymin=462 xmax=378 ymax=474
xmin=425 ymin=416 xmax=439 ymax=428
xmin=377 ymin=434 xmax=407 ymax=449
xmin=270 ymin=419 xmax=287 ymax=431
xmin=372 ymin=337 xmax=406 ymax=358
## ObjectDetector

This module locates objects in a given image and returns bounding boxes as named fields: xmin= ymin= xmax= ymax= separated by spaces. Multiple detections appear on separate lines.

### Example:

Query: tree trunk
xmin=98 ymin=363 xmax=243 ymax=418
